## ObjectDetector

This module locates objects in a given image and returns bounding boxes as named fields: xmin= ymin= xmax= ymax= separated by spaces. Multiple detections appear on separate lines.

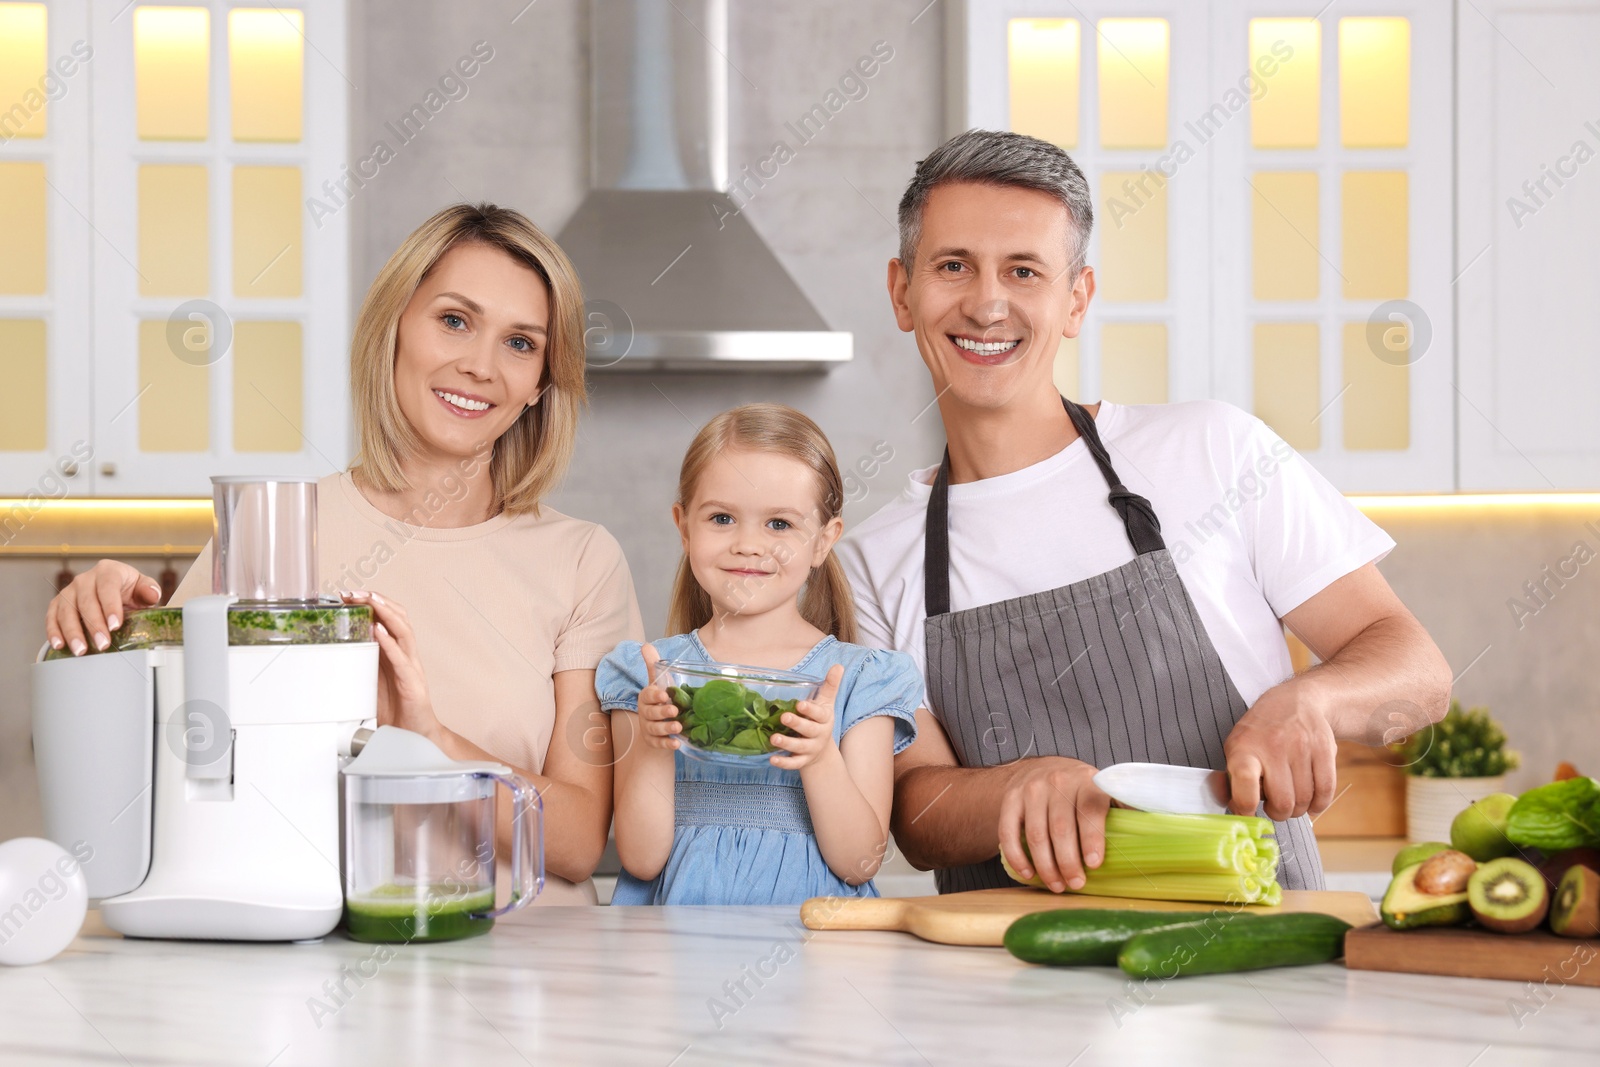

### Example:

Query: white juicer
xmin=31 ymin=476 xmax=378 ymax=941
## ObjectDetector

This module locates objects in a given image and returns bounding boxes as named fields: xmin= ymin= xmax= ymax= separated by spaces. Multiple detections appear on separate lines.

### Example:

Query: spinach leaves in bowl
xmin=658 ymin=661 xmax=821 ymax=760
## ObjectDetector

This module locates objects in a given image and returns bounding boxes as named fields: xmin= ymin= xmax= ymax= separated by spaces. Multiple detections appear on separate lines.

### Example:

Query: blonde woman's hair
xmin=349 ymin=202 xmax=587 ymax=515
xmin=667 ymin=404 xmax=857 ymax=645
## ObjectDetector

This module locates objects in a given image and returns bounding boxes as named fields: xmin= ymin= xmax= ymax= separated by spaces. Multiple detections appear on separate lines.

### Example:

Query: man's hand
xmin=1224 ymin=684 xmax=1338 ymax=821
xmin=997 ymin=756 xmax=1110 ymax=893
xmin=1225 ymin=561 xmax=1451 ymax=823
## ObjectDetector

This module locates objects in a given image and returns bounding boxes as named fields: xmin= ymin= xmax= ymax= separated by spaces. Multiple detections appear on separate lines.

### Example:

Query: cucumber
xmin=1003 ymin=909 xmax=1231 ymax=966
xmin=1117 ymin=912 xmax=1351 ymax=978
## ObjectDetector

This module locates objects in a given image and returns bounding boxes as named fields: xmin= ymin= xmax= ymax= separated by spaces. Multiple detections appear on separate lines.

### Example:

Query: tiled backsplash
xmin=1362 ymin=504 xmax=1600 ymax=794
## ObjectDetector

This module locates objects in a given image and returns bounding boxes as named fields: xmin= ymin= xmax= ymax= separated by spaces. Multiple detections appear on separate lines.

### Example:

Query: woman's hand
xmin=45 ymin=560 xmax=163 ymax=656
xmin=769 ymin=664 xmax=844 ymax=772
xmin=635 ymin=642 xmax=683 ymax=751
xmin=343 ymin=590 xmax=444 ymax=742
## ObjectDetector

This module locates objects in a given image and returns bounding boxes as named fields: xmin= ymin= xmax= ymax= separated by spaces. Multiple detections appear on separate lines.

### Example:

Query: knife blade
xmin=1092 ymin=762 xmax=1232 ymax=815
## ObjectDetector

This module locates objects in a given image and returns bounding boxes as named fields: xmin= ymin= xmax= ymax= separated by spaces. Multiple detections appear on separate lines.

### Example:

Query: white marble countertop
xmin=3 ymin=905 xmax=1597 ymax=1066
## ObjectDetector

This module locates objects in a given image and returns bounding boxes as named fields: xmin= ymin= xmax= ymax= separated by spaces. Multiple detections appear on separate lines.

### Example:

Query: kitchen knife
xmin=1092 ymin=762 xmax=1232 ymax=815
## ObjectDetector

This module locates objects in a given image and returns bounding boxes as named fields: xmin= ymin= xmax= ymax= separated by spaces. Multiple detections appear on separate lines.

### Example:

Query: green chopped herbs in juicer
xmin=42 ymin=470 xmax=373 ymax=661
xmin=42 ymin=603 xmax=372 ymax=660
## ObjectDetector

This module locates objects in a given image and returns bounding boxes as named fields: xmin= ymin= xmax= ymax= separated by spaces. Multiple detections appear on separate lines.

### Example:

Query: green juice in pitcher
xmin=344 ymin=884 xmax=498 ymax=943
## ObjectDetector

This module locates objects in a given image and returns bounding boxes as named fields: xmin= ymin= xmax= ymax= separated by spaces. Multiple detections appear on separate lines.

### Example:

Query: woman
xmin=44 ymin=204 xmax=642 ymax=905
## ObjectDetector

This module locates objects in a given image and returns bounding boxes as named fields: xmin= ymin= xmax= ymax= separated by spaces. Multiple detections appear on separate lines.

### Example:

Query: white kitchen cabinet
xmin=1208 ymin=0 xmax=1454 ymax=493
xmin=954 ymin=1 xmax=1214 ymax=408
xmin=952 ymin=0 xmax=1457 ymax=492
xmin=1457 ymin=0 xmax=1600 ymax=490
xmin=0 ymin=0 xmax=350 ymax=498
xmin=0 ymin=1 xmax=94 ymax=496
xmin=88 ymin=0 xmax=351 ymax=496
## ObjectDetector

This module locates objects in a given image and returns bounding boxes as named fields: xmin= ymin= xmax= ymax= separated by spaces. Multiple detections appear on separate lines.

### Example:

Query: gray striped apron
xmin=923 ymin=398 xmax=1323 ymax=893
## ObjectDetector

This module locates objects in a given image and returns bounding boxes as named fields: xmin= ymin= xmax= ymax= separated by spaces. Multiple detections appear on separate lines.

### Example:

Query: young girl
xmin=596 ymin=404 xmax=922 ymax=905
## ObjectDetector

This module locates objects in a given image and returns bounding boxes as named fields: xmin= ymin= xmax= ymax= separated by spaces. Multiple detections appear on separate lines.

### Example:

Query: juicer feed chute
xmin=210 ymin=476 xmax=319 ymax=602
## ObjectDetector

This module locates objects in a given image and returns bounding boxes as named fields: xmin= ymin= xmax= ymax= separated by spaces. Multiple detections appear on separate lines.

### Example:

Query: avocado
xmin=1381 ymin=862 xmax=1471 ymax=930
xmin=1392 ymin=841 xmax=1451 ymax=876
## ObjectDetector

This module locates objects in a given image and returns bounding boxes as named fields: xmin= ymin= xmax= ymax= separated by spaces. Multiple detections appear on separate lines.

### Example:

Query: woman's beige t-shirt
xmin=173 ymin=471 xmax=644 ymax=905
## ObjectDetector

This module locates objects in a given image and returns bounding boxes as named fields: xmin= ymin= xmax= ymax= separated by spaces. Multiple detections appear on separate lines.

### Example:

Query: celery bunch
xmin=1004 ymin=809 xmax=1284 ymax=906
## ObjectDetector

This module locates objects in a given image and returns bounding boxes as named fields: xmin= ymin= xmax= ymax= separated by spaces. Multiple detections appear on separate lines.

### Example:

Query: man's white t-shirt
xmin=835 ymin=400 xmax=1395 ymax=711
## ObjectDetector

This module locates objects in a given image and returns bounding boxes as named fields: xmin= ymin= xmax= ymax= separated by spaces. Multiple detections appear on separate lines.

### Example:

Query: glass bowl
xmin=656 ymin=659 xmax=822 ymax=764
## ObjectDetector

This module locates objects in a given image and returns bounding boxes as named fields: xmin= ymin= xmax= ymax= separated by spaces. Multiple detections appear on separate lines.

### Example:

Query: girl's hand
xmin=45 ymin=560 xmax=163 ymax=656
xmin=769 ymin=664 xmax=845 ymax=772
xmin=636 ymin=642 xmax=683 ymax=751
xmin=344 ymin=590 xmax=444 ymax=742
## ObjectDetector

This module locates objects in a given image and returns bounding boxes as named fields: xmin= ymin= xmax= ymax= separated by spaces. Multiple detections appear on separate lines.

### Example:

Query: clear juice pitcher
xmin=341 ymin=726 xmax=543 ymax=942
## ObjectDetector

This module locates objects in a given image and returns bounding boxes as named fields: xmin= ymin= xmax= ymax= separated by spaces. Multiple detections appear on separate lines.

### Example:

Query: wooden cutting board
xmin=1345 ymin=924 xmax=1600 ymax=986
xmin=799 ymin=887 xmax=1378 ymax=947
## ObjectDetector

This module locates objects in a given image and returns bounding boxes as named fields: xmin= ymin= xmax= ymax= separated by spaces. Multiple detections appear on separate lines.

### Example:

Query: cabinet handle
xmin=61 ymin=462 xmax=79 ymax=477
xmin=100 ymin=462 xmax=117 ymax=477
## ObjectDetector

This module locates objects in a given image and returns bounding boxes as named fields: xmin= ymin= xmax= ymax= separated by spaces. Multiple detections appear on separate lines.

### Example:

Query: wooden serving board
xmin=799 ymin=888 xmax=1378 ymax=947
xmin=1345 ymin=924 xmax=1600 ymax=986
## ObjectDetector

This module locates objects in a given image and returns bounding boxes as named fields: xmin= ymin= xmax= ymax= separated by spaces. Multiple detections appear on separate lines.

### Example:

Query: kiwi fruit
xmin=1467 ymin=856 xmax=1548 ymax=934
xmin=1415 ymin=849 xmax=1477 ymax=895
xmin=1550 ymin=864 xmax=1600 ymax=938
xmin=1540 ymin=847 xmax=1600 ymax=891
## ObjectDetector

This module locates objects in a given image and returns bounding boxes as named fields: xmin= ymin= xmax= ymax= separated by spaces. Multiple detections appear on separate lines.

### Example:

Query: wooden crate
xmin=1315 ymin=740 xmax=1408 ymax=837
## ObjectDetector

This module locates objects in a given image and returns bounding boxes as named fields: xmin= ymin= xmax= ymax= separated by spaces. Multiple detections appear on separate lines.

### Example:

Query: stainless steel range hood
xmin=558 ymin=0 xmax=852 ymax=373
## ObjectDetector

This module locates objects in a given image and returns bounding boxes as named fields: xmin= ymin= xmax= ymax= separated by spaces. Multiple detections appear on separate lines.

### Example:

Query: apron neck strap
xmin=1062 ymin=398 xmax=1166 ymax=558
xmin=926 ymin=452 xmax=954 ymax=619
xmin=924 ymin=398 xmax=1166 ymax=618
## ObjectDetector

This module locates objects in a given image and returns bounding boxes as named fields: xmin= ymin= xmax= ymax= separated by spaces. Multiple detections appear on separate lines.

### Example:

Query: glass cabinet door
xmin=89 ymin=0 xmax=349 ymax=496
xmin=978 ymin=3 xmax=1214 ymax=410
xmin=1208 ymin=0 xmax=1453 ymax=492
xmin=956 ymin=0 xmax=1454 ymax=492
xmin=0 ymin=1 xmax=93 ymax=497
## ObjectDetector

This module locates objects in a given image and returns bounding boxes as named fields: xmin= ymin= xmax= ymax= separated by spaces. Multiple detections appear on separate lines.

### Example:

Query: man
xmin=835 ymin=130 xmax=1451 ymax=895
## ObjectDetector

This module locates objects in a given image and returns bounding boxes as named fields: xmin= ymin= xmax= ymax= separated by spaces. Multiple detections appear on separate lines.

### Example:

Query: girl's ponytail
xmin=666 ymin=554 xmax=714 ymax=639
xmin=799 ymin=553 xmax=857 ymax=645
